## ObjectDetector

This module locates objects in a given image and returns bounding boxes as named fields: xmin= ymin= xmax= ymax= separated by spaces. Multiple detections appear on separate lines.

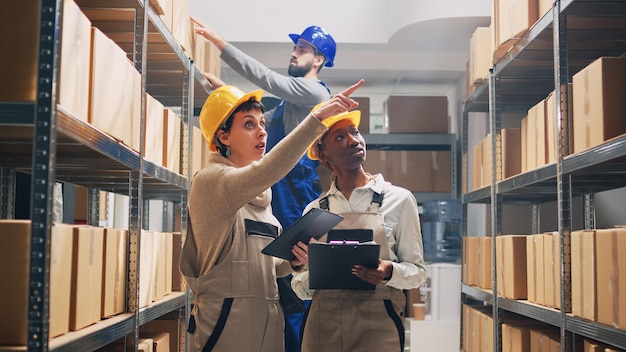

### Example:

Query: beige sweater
xmin=185 ymin=114 xmax=327 ymax=277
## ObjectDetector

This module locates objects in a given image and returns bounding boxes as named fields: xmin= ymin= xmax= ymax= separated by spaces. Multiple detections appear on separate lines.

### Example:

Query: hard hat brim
xmin=307 ymin=110 xmax=361 ymax=160
xmin=203 ymin=89 xmax=264 ymax=152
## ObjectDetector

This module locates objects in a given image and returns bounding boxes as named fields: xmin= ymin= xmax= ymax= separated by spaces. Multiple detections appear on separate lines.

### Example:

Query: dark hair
xmin=214 ymin=98 xmax=265 ymax=157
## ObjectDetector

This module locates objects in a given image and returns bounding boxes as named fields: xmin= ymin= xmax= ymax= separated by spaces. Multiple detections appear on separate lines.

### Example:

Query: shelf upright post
xmin=451 ymin=134 xmax=458 ymax=199
xmin=583 ymin=193 xmax=595 ymax=230
xmin=553 ymin=1 xmax=573 ymax=350
xmin=27 ymin=0 xmax=62 ymax=350
xmin=179 ymin=59 xmax=194 ymax=352
xmin=0 ymin=167 xmax=16 ymax=219
xmin=461 ymin=107 xmax=469 ymax=197
xmin=87 ymin=188 xmax=100 ymax=226
xmin=488 ymin=67 xmax=503 ymax=352
xmin=458 ymin=105 xmax=470 ymax=352
xmin=125 ymin=2 xmax=149 ymax=351
xmin=162 ymin=200 xmax=171 ymax=232
xmin=143 ymin=199 xmax=150 ymax=230
xmin=532 ymin=203 xmax=539 ymax=234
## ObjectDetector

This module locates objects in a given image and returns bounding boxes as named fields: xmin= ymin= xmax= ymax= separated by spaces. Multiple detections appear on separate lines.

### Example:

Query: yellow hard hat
xmin=307 ymin=104 xmax=361 ymax=160
xmin=199 ymin=85 xmax=264 ymax=152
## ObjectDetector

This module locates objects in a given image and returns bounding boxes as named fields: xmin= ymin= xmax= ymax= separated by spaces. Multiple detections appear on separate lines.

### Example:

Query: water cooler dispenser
xmin=421 ymin=199 xmax=462 ymax=263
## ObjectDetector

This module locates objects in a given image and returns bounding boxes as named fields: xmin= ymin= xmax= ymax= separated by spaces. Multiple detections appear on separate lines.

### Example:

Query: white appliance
xmin=424 ymin=263 xmax=462 ymax=321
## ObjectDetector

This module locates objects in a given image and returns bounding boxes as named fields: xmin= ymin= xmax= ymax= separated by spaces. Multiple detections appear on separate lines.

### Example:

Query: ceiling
xmin=188 ymin=0 xmax=492 ymax=123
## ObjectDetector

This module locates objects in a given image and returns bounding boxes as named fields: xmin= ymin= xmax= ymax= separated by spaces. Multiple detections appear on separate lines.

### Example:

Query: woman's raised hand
xmin=312 ymin=79 xmax=365 ymax=121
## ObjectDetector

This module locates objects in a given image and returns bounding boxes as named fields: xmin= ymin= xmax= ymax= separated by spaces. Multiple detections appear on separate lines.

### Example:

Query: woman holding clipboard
xmin=291 ymin=108 xmax=428 ymax=352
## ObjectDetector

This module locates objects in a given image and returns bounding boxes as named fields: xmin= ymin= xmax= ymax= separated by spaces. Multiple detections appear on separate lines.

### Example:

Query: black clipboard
xmin=327 ymin=229 xmax=373 ymax=243
xmin=261 ymin=208 xmax=343 ymax=261
xmin=308 ymin=242 xmax=380 ymax=290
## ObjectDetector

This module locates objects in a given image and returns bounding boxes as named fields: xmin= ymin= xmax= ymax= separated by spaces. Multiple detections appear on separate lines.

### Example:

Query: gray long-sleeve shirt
xmin=221 ymin=43 xmax=331 ymax=135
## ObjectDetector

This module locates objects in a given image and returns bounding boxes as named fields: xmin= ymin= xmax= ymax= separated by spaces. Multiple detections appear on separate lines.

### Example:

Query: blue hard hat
xmin=289 ymin=25 xmax=336 ymax=68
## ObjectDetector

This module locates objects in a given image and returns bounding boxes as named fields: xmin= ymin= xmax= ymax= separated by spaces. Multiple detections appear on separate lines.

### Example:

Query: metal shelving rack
xmin=460 ymin=0 xmax=626 ymax=351
xmin=0 ymin=0 xmax=211 ymax=350
xmin=363 ymin=132 xmax=458 ymax=202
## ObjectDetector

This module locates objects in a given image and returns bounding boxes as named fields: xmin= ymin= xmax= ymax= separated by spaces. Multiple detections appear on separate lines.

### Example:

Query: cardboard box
xmin=480 ymin=310 xmax=494 ymax=352
xmin=571 ymin=230 xmax=597 ymax=321
xmin=89 ymin=26 xmax=142 ymax=151
xmin=405 ymin=288 xmax=422 ymax=318
xmin=101 ymin=228 xmax=128 ymax=318
xmin=140 ymin=332 xmax=170 ymax=352
xmin=583 ymin=339 xmax=613 ymax=352
xmin=502 ymin=128 xmax=522 ymax=179
xmin=543 ymin=231 xmax=561 ymax=309
xmin=172 ymin=232 xmax=183 ymax=291
xmin=463 ymin=237 xmax=480 ymax=286
xmin=502 ymin=324 xmax=531 ymax=352
xmin=529 ymin=329 xmax=564 ymax=352
xmin=152 ymin=232 xmax=170 ymax=302
xmin=49 ymin=223 xmax=75 ymax=338
xmin=544 ymin=91 xmax=558 ymax=163
xmin=526 ymin=235 xmax=537 ymax=304
xmin=140 ymin=316 xmax=181 ymax=352
xmin=149 ymin=0 xmax=166 ymax=15
xmin=138 ymin=338 xmax=154 ymax=352
xmin=595 ymin=228 xmax=626 ymax=329
xmin=383 ymin=96 xmax=448 ymax=133
xmin=70 ymin=226 xmax=105 ymax=331
xmin=545 ymin=84 xmax=574 ymax=162
xmin=469 ymin=27 xmax=492 ymax=85
xmin=190 ymin=26 xmax=221 ymax=78
xmin=573 ymin=57 xmax=626 ymax=153
xmin=0 ymin=1 xmax=39 ymax=101
xmin=172 ymin=0 xmax=191 ymax=52
xmin=160 ymin=0 xmax=173 ymax=33
xmin=462 ymin=305 xmax=470 ymax=351
xmin=58 ymin=0 xmax=92 ymax=121
xmin=478 ymin=236 xmax=492 ymax=290
xmin=496 ymin=0 xmax=539 ymax=48
xmin=164 ymin=108 xmax=182 ymax=174
xmin=140 ymin=230 xmax=155 ymax=308
xmin=0 ymin=0 xmax=89 ymax=111
xmin=496 ymin=235 xmax=527 ymax=299
xmin=163 ymin=232 xmax=173 ymax=296
xmin=145 ymin=94 xmax=165 ymax=167
xmin=527 ymin=99 xmax=547 ymax=170
xmin=151 ymin=232 xmax=162 ymax=302
xmin=538 ymin=0 xmax=553 ymax=19
xmin=364 ymin=150 xmax=451 ymax=193
xmin=0 ymin=221 xmax=75 ymax=344
xmin=465 ymin=306 xmax=478 ymax=352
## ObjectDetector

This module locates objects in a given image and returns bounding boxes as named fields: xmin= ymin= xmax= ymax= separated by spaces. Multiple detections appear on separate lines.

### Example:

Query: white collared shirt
xmin=292 ymin=173 xmax=428 ymax=299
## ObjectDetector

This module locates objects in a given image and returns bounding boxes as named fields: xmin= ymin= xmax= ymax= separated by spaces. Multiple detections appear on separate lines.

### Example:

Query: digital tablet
xmin=261 ymin=208 xmax=343 ymax=261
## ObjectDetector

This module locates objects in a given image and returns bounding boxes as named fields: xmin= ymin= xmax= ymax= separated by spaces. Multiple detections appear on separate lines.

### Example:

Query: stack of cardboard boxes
xmin=0 ymin=219 xmax=181 ymax=346
xmin=1 ymin=0 xmax=216 ymax=177
xmin=364 ymin=95 xmax=451 ymax=194
xmin=461 ymin=228 xmax=626 ymax=351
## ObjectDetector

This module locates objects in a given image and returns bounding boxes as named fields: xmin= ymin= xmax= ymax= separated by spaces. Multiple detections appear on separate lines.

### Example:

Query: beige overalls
xmin=181 ymin=202 xmax=285 ymax=352
xmin=301 ymin=192 xmax=407 ymax=352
